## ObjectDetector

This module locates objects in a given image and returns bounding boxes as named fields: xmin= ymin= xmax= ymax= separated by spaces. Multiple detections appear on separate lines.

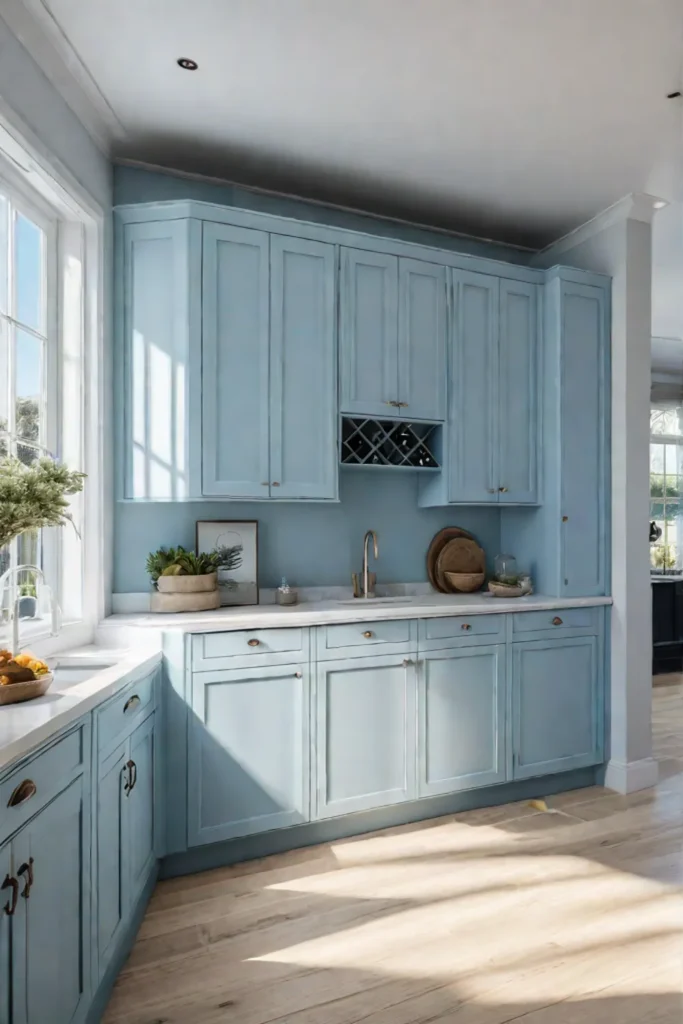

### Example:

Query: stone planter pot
xmin=151 ymin=571 xmax=220 ymax=613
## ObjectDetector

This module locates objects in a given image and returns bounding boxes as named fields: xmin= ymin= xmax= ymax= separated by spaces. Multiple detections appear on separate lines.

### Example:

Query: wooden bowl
xmin=444 ymin=571 xmax=485 ymax=593
xmin=0 ymin=672 xmax=53 ymax=706
xmin=488 ymin=581 xmax=524 ymax=598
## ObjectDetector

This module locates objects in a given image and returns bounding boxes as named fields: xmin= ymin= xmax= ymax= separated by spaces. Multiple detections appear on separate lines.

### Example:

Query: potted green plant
xmin=146 ymin=545 xmax=242 ymax=613
xmin=0 ymin=455 xmax=85 ymax=551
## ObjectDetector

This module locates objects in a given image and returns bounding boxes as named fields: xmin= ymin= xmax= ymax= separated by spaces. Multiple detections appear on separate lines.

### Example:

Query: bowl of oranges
xmin=0 ymin=650 xmax=52 ymax=705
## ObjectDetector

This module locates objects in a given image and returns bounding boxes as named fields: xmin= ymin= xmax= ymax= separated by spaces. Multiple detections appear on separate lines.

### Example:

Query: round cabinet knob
xmin=402 ymin=658 xmax=413 ymax=667
xmin=552 ymin=617 xmax=563 ymax=626
xmin=461 ymin=623 xmax=472 ymax=631
xmin=499 ymin=486 xmax=508 ymax=493
xmin=247 ymin=638 xmax=260 ymax=647
xmin=362 ymin=631 xmax=374 ymax=639
xmin=294 ymin=670 xmax=302 ymax=678
xmin=272 ymin=481 xmax=280 ymax=487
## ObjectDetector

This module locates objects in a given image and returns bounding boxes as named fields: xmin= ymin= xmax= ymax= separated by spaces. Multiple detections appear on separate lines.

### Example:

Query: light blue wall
xmin=0 ymin=15 xmax=111 ymax=209
xmin=114 ymin=470 xmax=501 ymax=592
xmin=114 ymin=165 xmax=533 ymax=267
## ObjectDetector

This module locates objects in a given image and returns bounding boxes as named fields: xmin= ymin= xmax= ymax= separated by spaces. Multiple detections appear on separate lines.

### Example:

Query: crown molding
xmin=1 ymin=0 xmax=125 ymax=153
xmin=531 ymin=192 xmax=668 ymax=266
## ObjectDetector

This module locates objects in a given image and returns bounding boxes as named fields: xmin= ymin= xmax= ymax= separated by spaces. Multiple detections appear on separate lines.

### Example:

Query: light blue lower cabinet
xmin=96 ymin=711 xmax=158 ymax=982
xmin=314 ymin=654 xmax=417 ymax=818
xmin=417 ymin=645 xmax=506 ymax=797
xmin=512 ymin=637 xmax=601 ymax=779
xmin=0 ymin=840 xmax=9 ymax=1024
xmin=128 ymin=713 xmax=157 ymax=904
xmin=12 ymin=777 xmax=89 ymax=1024
xmin=188 ymin=664 xmax=310 ymax=845
xmin=96 ymin=742 xmax=128 ymax=973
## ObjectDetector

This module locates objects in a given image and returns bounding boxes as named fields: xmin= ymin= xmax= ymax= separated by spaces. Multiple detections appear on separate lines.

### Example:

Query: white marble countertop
xmin=0 ymin=647 xmax=161 ymax=773
xmin=101 ymin=592 xmax=612 ymax=635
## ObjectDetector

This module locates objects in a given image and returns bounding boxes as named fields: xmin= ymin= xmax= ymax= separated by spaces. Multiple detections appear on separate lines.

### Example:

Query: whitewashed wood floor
xmin=104 ymin=682 xmax=683 ymax=1024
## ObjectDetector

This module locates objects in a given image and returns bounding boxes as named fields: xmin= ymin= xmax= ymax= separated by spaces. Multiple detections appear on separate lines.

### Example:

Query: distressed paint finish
xmin=270 ymin=235 xmax=338 ymax=499
xmin=512 ymin=636 xmax=601 ymax=778
xmin=201 ymin=222 xmax=271 ymax=498
xmin=418 ymin=644 xmax=506 ymax=796
xmin=315 ymin=654 xmax=417 ymax=817
xmin=188 ymin=664 xmax=310 ymax=845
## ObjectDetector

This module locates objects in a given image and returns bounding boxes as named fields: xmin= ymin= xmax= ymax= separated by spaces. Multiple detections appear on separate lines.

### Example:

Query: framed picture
xmin=196 ymin=520 xmax=259 ymax=606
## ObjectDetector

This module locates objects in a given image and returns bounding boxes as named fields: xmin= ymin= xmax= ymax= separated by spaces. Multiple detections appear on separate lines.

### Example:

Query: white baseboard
xmin=604 ymin=757 xmax=659 ymax=794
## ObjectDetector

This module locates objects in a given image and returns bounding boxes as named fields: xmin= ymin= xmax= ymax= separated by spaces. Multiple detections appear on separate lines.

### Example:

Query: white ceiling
xmin=29 ymin=0 xmax=683 ymax=248
xmin=10 ymin=0 xmax=683 ymax=366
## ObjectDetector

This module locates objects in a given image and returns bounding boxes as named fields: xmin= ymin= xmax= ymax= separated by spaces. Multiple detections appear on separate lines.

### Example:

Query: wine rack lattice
xmin=340 ymin=417 xmax=440 ymax=469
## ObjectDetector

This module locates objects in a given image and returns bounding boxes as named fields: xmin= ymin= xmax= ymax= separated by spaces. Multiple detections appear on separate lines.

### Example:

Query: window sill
xmin=2 ymin=620 xmax=95 ymax=657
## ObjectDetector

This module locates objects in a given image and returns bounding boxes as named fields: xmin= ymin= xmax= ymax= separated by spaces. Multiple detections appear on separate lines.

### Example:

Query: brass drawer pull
xmin=2 ymin=874 xmax=18 ymax=916
xmin=8 ymin=779 xmax=36 ymax=808
xmin=247 ymin=638 xmax=260 ymax=647
xmin=461 ymin=623 xmax=472 ymax=631
xmin=552 ymin=616 xmax=563 ymax=626
xmin=17 ymin=858 xmax=34 ymax=899
xmin=123 ymin=694 xmax=141 ymax=714
xmin=362 ymin=631 xmax=373 ymax=639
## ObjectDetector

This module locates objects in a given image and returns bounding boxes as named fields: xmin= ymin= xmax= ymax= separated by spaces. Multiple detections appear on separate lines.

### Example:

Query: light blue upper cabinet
xmin=270 ymin=236 xmax=338 ymax=500
xmin=558 ymin=281 xmax=609 ymax=597
xmin=188 ymin=664 xmax=310 ymax=845
xmin=449 ymin=270 xmax=499 ymax=502
xmin=339 ymin=248 xmax=399 ymax=416
xmin=398 ymin=258 xmax=447 ymax=420
xmin=202 ymin=223 xmax=271 ymax=498
xmin=118 ymin=217 xmax=202 ymax=500
xmin=512 ymin=637 xmax=601 ymax=778
xmin=418 ymin=645 xmax=506 ymax=797
xmin=498 ymin=279 xmax=538 ymax=504
xmin=507 ymin=272 xmax=610 ymax=596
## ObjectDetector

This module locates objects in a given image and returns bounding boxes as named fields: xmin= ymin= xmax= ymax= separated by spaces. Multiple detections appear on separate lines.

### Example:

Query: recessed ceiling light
xmin=653 ymin=200 xmax=668 ymax=209
xmin=177 ymin=58 xmax=198 ymax=71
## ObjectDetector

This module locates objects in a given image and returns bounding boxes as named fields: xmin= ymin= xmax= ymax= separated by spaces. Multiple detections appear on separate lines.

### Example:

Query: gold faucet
xmin=361 ymin=530 xmax=378 ymax=599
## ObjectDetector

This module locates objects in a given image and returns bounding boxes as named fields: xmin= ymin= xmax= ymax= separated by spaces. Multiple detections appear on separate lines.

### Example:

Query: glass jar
xmin=494 ymin=553 xmax=519 ymax=585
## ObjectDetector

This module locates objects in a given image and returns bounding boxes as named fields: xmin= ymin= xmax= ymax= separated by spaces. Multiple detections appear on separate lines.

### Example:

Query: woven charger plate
xmin=426 ymin=527 xmax=477 ymax=592
xmin=0 ymin=672 xmax=53 ymax=706
xmin=436 ymin=538 xmax=486 ymax=592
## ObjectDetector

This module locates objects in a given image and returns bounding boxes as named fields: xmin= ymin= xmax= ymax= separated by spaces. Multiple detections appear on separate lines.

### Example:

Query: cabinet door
xmin=339 ymin=248 xmax=399 ymax=416
xmin=128 ymin=713 xmax=156 ymax=905
xmin=188 ymin=665 xmax=310 ymax=845
xmin=499 ymin=280 xmax=538 ymax=503
xmin=202 ymin=223 xmax=270 ymax=497
xmin=120 ymin=218 xmax=201 ymax=499
xmin=560 ymin=282 xmax=609 ymax=596
xmin=0 ymin=842 xmax=10 ymax=1024
xmin=398 ymin=258 xmax=447 ymax=421
xmin=96 ymin=742 xmax=128 ymax=975
xmin=449 ymin=270 xmax=499 ymax=502
xmin=270 ymin=236 xmax=337 ymax=499
xmin=512 ymin=637 xmax=601 ymax=779
xmin=15 ymin=778 xmax=88 ymax=1024
xmin=418 ymin=645 xmax=506 ymax=797
xmin=315 ymin=654 xmax=417 ymax=818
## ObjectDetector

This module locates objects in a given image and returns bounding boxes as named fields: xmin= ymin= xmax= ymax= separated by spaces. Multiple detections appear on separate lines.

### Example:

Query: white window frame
xmin=0 ymin=113 xmax=105 ymax=654
xmin=650 ymin=405 xmax=683 ymax=575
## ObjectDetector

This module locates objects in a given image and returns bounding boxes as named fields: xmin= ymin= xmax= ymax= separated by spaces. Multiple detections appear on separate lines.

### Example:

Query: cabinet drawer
xmin=96 ymin=671 xmax=156 ymax=757
xmin=317 ymin=620 xmax=416 ymax=660
xmin=192 ymin=628 xmax=307 ymax=670
xmin=0 ymin=725 xmax=86 ymax=840
xmin=512 ymin=607 xmax=600 ymax=638
xmin=418 ymin=615 xmax=504 ymax=649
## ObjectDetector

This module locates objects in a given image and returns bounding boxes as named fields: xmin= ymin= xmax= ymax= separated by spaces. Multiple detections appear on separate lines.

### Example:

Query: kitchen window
xmin=0 ymin=123 xmax=104 ymax=649
xmin=650 ymin=405 xmax=683 ymax=573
